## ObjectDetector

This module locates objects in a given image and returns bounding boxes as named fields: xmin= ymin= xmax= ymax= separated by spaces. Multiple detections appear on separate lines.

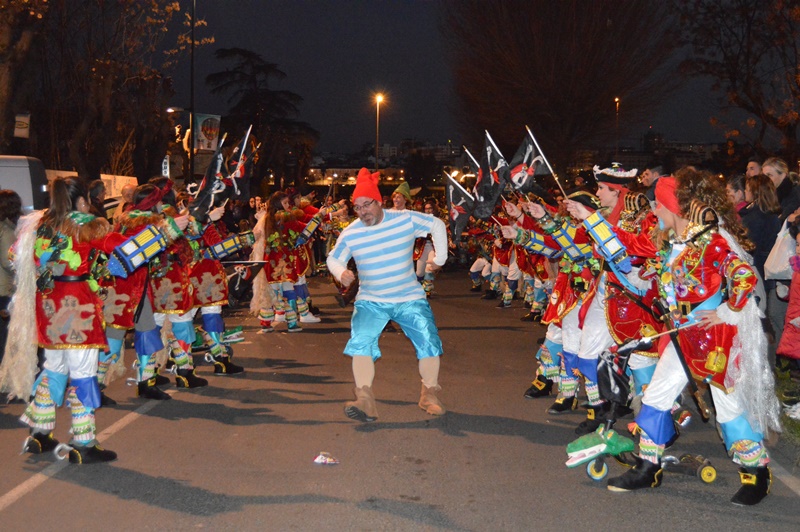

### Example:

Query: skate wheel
xmin=698 ymin=464 xmax=716 ymax=483
xmin=586 ymin=459 xmax=608 ymax=481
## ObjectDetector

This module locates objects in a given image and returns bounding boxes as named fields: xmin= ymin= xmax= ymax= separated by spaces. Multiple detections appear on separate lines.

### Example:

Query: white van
xmin=0 ymin=156 xmax=49 ymax=211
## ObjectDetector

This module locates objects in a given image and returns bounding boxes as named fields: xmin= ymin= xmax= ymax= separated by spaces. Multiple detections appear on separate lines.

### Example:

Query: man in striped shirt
xmin=327 ymin=168 xmax=449 ymax=422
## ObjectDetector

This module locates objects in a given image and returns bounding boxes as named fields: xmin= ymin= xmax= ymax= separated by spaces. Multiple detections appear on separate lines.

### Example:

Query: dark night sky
xmin=171 ymin=0 xmax=729 ymax=155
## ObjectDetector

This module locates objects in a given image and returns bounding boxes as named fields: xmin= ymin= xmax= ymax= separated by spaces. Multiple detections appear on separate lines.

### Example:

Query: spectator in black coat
xmin=762 ymin=157 xmax=800 ymax=221
xmin=741 ymin=173 xmax=782 ymax=281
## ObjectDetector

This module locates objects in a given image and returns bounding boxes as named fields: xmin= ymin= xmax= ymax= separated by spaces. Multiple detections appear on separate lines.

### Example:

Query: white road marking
xmin=770 ymin=459 xmax=800 ymax=497
xmin=0 ymin=393 xmax=171 ymax=513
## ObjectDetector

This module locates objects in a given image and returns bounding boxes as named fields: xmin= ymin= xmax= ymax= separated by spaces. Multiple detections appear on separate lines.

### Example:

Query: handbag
xmin=764 ymin=220 xmax=795 ymax=280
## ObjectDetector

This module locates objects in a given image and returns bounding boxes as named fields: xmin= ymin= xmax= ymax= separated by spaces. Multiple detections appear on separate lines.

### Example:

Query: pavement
xmin=0 ymin=270 xmax=799 ymax=531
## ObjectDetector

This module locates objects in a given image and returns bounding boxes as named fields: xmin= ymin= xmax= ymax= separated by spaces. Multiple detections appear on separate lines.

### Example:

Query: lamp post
xmin=375 ymin=93 xmax=384 ymax=173
xmin=189 ymin=0 xmax=196 ymax=183
xmin=614 ymin=97 xmax=620 ymax=159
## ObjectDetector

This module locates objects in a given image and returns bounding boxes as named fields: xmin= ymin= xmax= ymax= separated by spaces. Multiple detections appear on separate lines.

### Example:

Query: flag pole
xmin=527 ymin=126 xmax=567 ymax=198
xmin=485 ymin=131 xmax=505 ymax=163
xmin=463 ymin=146 xmax=480 ymax=170
xmin=444 ymin=171 xmax=474 ymax=200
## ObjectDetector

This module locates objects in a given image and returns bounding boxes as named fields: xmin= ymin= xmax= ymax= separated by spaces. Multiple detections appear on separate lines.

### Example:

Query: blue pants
xmin=344 ymin=299 xmax=443 ymax=361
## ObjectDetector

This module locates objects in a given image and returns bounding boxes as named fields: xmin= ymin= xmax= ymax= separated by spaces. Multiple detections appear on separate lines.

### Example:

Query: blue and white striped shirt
xmin=327 ymin=209 xmax=447 ymax=303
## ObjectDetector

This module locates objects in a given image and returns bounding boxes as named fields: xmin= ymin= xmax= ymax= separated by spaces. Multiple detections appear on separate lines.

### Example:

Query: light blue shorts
xmin=344 ymin=299 xmax=443 ymax=361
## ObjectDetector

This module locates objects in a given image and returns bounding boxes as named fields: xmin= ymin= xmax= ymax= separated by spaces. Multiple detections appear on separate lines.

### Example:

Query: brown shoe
xmin=419 ymin=384 xmax=446 ymax=416
xmin=345 ymin=385 xmax=378 ymax=422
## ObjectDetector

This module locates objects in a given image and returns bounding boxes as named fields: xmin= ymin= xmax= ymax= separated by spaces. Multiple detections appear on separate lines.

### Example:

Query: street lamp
xmin=375 ymin=93 xmax=384 ymax=173
xmin=614 ymin=97 xmax=620 ymax=158
xmin=189 ymin=0 xmax=196 ymax=183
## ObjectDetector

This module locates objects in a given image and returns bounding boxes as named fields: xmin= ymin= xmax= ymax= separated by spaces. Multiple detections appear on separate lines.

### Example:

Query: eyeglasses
xmin=353 ymin=199 xmax=377 ymax=213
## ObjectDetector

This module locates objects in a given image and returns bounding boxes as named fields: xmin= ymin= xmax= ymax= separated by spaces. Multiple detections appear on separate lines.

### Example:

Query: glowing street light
xmin=614 ymin=97 xmax=620 ymax=158
xmin=375 ymin=93 xmax=384 ymax=173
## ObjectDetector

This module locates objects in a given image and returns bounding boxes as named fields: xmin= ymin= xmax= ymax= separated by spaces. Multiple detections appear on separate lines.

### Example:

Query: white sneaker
xmin=273 ymin=312 xmax=286 ymax=323
xmin=299 ymin=314 xmax=321 ymax=324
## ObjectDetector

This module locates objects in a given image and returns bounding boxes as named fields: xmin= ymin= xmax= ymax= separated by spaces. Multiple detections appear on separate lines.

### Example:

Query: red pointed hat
xmin=353 ymin=168 xmax=382 ymax=203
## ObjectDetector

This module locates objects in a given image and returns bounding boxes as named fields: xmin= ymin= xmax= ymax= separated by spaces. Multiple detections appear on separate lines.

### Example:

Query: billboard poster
xmin=193 ymin=113 xmax=221 ymax=150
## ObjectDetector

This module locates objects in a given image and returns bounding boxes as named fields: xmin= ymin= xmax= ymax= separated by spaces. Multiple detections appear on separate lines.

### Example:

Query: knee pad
xmin=562 ymin=351 xmax=579 ymax=377
xmin=540 ymin=339 xmax=562 ymax=367
xmin=201 ymin=312 xmax=224 ymax=334
xmin=636 ymin=403 xmax=676 ymax=446
xmin=507 ymin=279 xmax=519 ymax=292
xmin=99 ymin=337 xmax=124 ymax=364
xmin=32 ymin=369 xmax=69 ymax=407
xmin=720 ymin=415 xmax=763 ymax=451
xmin=134 ymin=329 xmax=163 ymax=357
xmin=172 ymin=320 xmax=197 ymax=344
xmin=577 ymin=356 xmax=599 ymax=383
xmin=283 ymin=289 xmax=297 ymax=302
xmin=71 ymin=376 xmax=101 ymax=410
xmin=294 ymin=283 xmax=310 ymax=300
xmin=631 ymin=365 xmax=657 ymax=396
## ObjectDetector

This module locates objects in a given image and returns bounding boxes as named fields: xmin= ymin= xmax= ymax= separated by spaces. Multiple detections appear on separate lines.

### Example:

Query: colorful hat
xmin=593 ymin=162 xmax=637 ymax=189
xmin=392 ymin=181 xmax=412 ymax=203
xmin=353 ymin=168 xmax=382 ymax=203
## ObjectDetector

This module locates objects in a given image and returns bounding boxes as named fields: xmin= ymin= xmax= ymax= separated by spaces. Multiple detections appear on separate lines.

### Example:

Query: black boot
xmin=575 ymin=403 xmax=610 ymax=434
xmin=23 ymin=432 xmax=60 ymax=454
xmin=175 ymin=368 xmax=209 ymax=389
xmin=213 ymin=355 xmax=244 ymax=376
xmin=519 ymin=312 xmax=538 ymax=322
xmin=547 ymin=396 xmax=579 ymax=414
xmin=481 ymin=289 xmax=498 ymax=300
xmin=607 ymin=456 xmax=663 ymax=491
xmin=68 ymin=444 xmax=118 ymax=464
xmin=523 ymin=375 xmax=553 ymax=399
xmin=153 ymin=367 xmax=171 ymax=387
xmin=100 ymin=392 xmax=117 ymax=406
xmin=731 ymin=466 xmax=771 ymax=506
xmin=137 ymin=378 xmax=171 ymax=400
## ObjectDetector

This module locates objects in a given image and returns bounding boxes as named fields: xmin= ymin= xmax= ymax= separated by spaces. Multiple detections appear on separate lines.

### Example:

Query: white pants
xmin=642 ymin=341 xmax=744 ymax=424
xmin=470 ymin=257 xmax=491 ymax=277
xmin=491 ymin=257 xmax=521 ymax=281
xmin=577 ymin=276 xmax=614 ymax=362
xmin=44 ymin=348 xmax=99 ymax=379
xmin=561 ymin=303 xmax=582 ymax=354
xmin=154 ymin=308 xmax=198 ymax=326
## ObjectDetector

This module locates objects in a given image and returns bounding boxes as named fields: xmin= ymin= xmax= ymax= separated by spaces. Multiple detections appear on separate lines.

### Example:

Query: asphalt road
xmin=1 ymin=270 xmax=799 ymax=531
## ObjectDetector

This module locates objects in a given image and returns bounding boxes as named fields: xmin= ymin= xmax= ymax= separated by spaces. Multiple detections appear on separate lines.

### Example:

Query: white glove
xmin=209 ymin=205 xmax=225 ymax=221
xmin=791 ymin=316 xmax=800 ymax=328
xmin=174 ymin=214 xmax=190 ymax=231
